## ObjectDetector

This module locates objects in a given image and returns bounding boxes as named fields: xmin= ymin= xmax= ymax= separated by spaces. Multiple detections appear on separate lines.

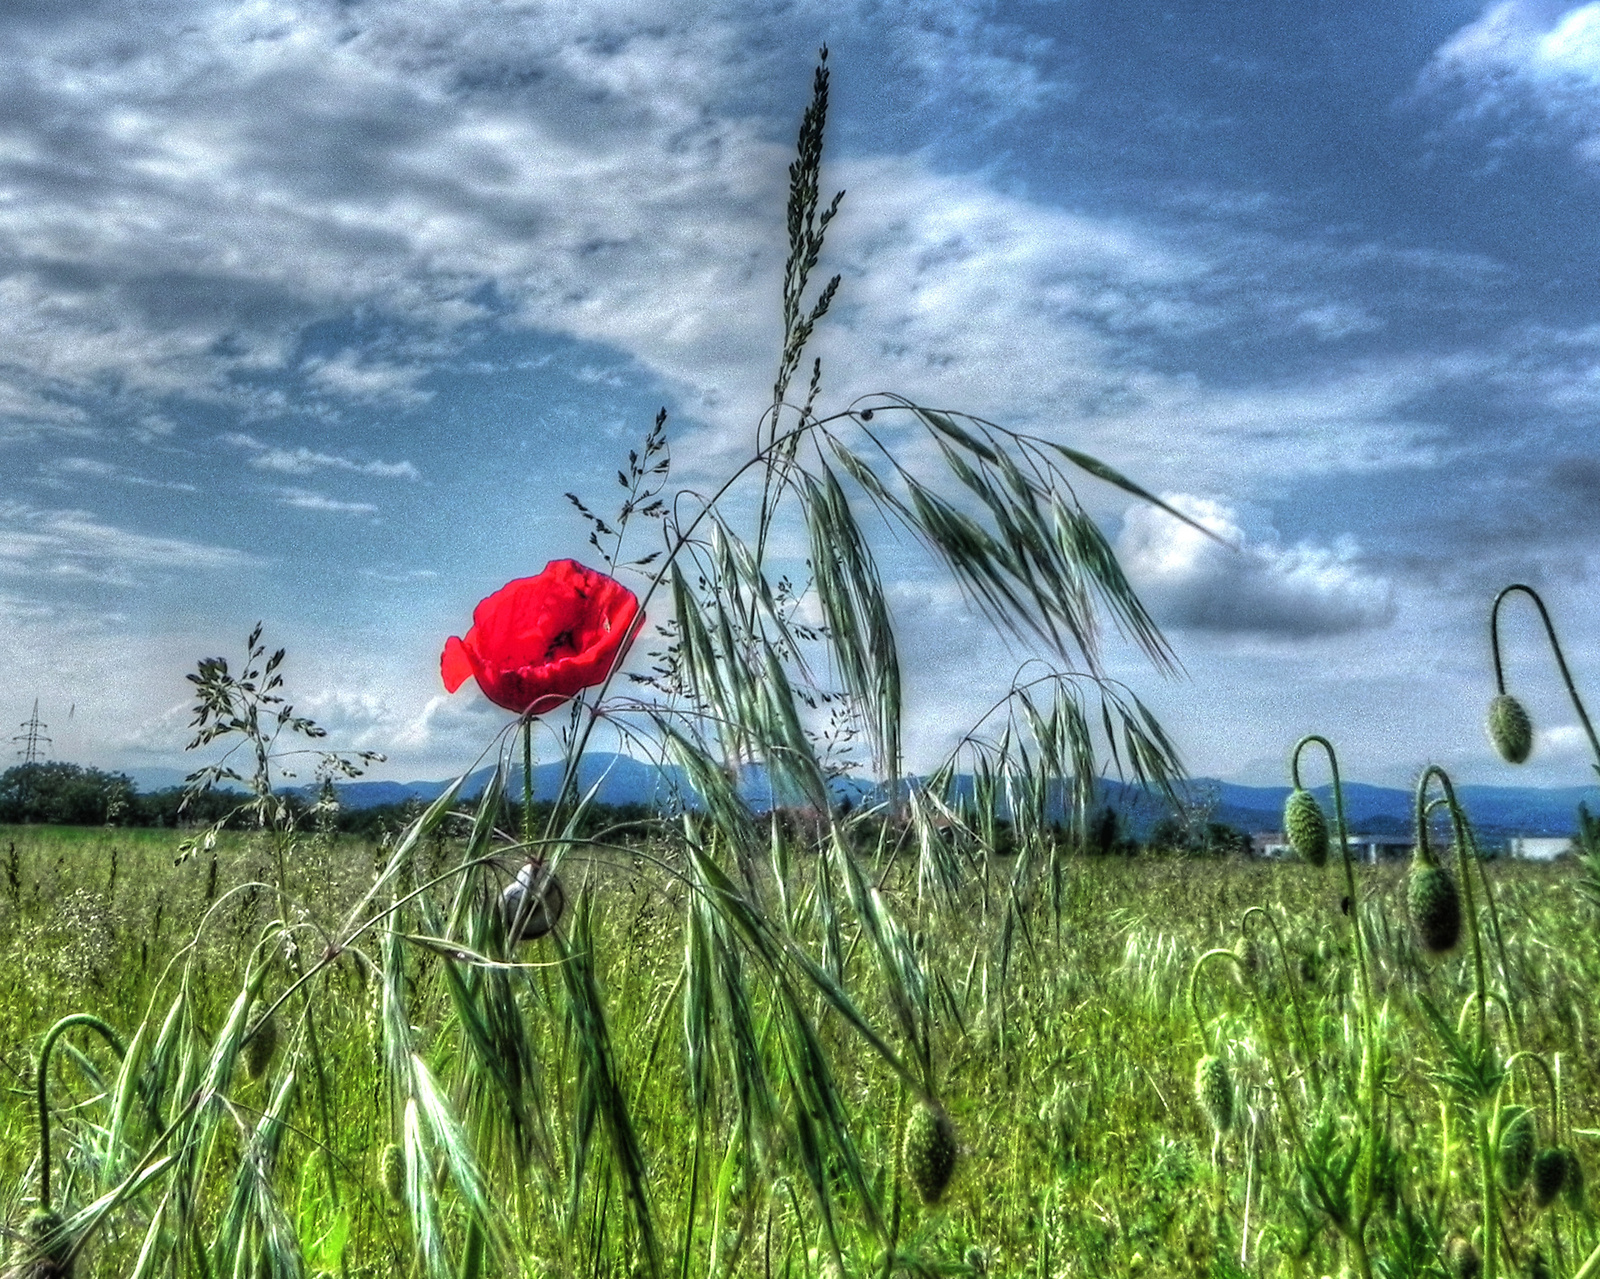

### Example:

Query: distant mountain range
xmin=281 ymin=756 xmax=1600 ymax=840
xmin=118 ymin=756 xmax=1600 ymax=839
xmin=1195 ymin=780 xmax=1600 ymax=840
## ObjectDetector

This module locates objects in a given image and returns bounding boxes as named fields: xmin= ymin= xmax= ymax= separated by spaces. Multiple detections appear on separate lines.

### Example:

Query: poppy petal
xmin=441 ymin=635 xmax=476 ymax=693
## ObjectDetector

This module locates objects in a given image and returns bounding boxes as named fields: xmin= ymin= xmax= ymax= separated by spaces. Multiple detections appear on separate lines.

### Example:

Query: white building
xmin=1506 ymin=837 xmax=1574 ymax=861
xmin=1252 ymin=832 xmax=1412 ymax=863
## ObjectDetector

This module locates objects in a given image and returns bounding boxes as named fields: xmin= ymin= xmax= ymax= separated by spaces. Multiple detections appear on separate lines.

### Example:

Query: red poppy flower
xmin=440 ymin=560 xmax=641 ymax=716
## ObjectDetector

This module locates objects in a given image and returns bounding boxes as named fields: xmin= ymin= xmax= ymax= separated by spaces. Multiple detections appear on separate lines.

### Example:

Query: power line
xmin=13 ymin=698 xmax=50 ymax=765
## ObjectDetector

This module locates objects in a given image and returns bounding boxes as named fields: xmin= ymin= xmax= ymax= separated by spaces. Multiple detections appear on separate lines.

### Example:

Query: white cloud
xmin=1421 ymin=2 xmax=1600 ymax=168
xmin=48 ymin=456 xmax=199 ymax=492
xmin=0 ymin=0 xmax=1523 ymax=506
xmin=0 ymin=501 xmax=255 ymax=581
xmin=304 ymin=349 xmax=434 ymax=404
xmin=224 ymin=432 xmax=419 ymax=478
xmin=1432 ymin=2 xmax=1600 ymax=85
xmin=275 ymin=486 xmax=379 ymax=514
xmin=1116 ymin=494 xmax=1395 ymax=638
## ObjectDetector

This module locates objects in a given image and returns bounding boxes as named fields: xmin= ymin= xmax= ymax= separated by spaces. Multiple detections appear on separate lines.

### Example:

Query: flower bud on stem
xmin=1489 ymin=585 xmax=1600 ymax=773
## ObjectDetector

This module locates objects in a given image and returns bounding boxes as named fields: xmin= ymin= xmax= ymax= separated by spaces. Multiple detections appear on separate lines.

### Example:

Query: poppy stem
xmin=522 ymin=716 xmax=534 ymax=850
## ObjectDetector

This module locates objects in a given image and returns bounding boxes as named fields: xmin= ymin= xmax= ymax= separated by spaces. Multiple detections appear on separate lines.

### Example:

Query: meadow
xmin=3 ymin=815 xmax=1597 ymax=1279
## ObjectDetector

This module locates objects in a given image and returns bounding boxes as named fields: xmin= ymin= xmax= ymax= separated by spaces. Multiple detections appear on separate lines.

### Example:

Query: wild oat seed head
xmin=1533 ymin=1146 xmax=1568 ymax=1208
xmin=1194 ymin=1054 xmax=1233 ymax=1134
xmin=243 ymin=999 xmax=278 ymax=1082
xmin=1284 ymin=789 xmax=1329 ymax=867
xmin=1408 ymin=864 xmax=1462 ymax=955
xmin=380 ymin=1142 xmax=405 ymax=1204
xmin=1487 ymin=693 xmax=1534 ymax=765
xmin=903 ymin=1101 xmax=959 ymax=1205
xmin=1500 ymin=1106 xmax=1536 ymax=1192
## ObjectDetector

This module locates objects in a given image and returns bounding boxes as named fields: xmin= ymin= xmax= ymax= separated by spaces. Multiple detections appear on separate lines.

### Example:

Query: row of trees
xmin=0 ymin=761 xmax=1255 ymax=855
xmin=0 ymin=761 xmax=661 ymax=838
xmin=0 ymin=763 xmax=242 ymax=827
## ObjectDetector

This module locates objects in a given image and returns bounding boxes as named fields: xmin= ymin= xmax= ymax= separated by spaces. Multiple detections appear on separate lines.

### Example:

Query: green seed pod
xmin=1533 ymin=1145 xmax=1568 ymax=1208
xmin=1487 ymin=694 xmax=1533 ymax=765
xmin=1563 ymin=1146 xmax=1585 ymax=1211
xmin=1499 ymin=1106 xmax=1536 ymax=1192
xmin=379 ymin=1142 xmax=405 ymax=1204
xmin=902 ymin=1101 xmax=959 ymax=1205
xmin=1408 ymin=863 xmax=1462 ymax=954
xmin=1446 ymin=1235 xmax=1480 ymax=1279
xmin=243 ymin=1000 xmax=278 ymax=1082
xmin=25 ymin=1207 xmax=72 ymax=1279
xmin=963 ymin=1246 xmax=989 ymax=1276
xmin=1233 ymin=933 xmax=1263 ymax=984
xmin=1284 ymin=789 xmax=1329 ymax=867
xmin=1194 ymin=1054 xmax=1233 ymax=1134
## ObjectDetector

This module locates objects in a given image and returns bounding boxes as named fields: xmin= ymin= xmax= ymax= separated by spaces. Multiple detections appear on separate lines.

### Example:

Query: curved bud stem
xmin=1241 ymin=906 xmax=1320 ymax=1094
xmin=1290 ymin=736 xmax=1375 ymax=1027
xmin=1187 ymin=947 xmax=1246 ymax=1054
xmin=37 ymin=1013 xmax=126 ymax=1212
xmin=1292 ymin=734 xmax=1382 ymax=1265
xmin=1417 ymin=767 xmax=1490 ymax=1052
xmin=1490 ymin=585 xmax=1600 ymax=770
xmin=1506 ymin=1050 xmax=1560 ymax=1137
xmin=1419 ymin=766 xmax=1501 ymax=1279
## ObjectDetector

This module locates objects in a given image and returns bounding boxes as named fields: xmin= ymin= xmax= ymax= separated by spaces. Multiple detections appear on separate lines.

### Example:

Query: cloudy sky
xmin=3 ymin=0 xmax=1599 ymax=791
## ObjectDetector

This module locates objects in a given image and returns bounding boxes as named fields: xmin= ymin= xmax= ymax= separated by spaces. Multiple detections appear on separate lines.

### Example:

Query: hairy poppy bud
xmin=1233 ymin=933 xmax=1262 ymax=984
xmin=1564 ymin=1147 xmax=1586 ymax=1211
xmin=1446 ymin=1235 xmax=1480 ymax=1279
xmin=903 ymin=1101 xmax=958 ymax=1205
xmin=1499 ymin=1106 xmax=1536 ymax=1192
xmin=1534 ymin=1146 xmax=1568 ymax=1208
xmin=243 ymin=1000 xmax=278 ymax=1082
xmin=1487 ymin=694 xmax=1533 ymax=765
xmin=1284 ymin=789 xmax=1329 ymax=867
xmin=379 ymin=1142 xmax=405 ymax=1204
xmin=1195 ymin=1054 xmax=1233 ymax=1134
xmin=25 ymin=1207 xmax=71 ymax=1279
xmin=1408 ymin=863 xmax=1462 ymax=954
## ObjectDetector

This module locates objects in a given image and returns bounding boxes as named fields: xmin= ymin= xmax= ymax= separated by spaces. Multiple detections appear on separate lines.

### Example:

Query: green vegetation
xmin=3 ymin=823 xmax=1598 ymax=1277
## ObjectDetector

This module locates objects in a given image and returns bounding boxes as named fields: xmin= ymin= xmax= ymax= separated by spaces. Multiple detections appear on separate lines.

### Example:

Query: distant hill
xmin=1201 ymin=780 xmax=1600 ymax=839
xmin=315 ymin=754 xmax=876 ymax=813
xmin=296 ymin=754 xmax=1600 ymax=839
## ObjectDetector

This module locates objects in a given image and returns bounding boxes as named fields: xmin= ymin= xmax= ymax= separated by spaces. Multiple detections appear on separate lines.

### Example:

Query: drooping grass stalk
xmin=1490 ymin=584 xmax=1600 ymax=770
xmin=36 ymin=1013 xmax=127 ymax=1212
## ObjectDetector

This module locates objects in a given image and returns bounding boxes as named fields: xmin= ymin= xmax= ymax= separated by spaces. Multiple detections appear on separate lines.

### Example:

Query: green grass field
xmin=3 ymin=817 xmax=1595 ymax=1279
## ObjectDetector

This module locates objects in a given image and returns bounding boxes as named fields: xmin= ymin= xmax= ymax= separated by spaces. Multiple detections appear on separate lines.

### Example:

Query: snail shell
xmin=501 ymin=859 xmax=566 ymax=942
